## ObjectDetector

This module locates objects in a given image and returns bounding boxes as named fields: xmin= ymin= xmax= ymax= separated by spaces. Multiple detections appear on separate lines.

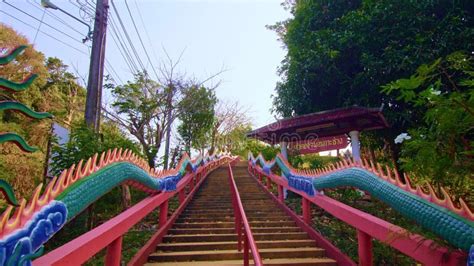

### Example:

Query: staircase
xmin=145 ymin=163 xmax=337 ymax=265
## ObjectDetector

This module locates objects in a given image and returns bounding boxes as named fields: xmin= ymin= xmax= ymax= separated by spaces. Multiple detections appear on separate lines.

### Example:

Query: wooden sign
xmin=289 ymin=135 xmax=348 ymax=154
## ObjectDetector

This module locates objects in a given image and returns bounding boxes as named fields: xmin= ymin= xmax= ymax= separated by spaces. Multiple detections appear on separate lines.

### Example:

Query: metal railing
xmin=227 ymin=163 xmax=263 ymax=266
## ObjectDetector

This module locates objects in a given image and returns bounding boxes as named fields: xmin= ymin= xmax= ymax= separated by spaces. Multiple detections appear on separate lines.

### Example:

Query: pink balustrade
xmin=248 ymin=163 xmax=467 ymax=266
xmin=227 ymin=162 xmax=263 ymax=266
xmin=33 ymin=158 xmax=231 ymax=266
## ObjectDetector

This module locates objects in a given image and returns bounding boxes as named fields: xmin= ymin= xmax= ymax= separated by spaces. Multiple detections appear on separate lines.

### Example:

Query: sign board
xmin=289 ymin=135 xmax=348 ymax=154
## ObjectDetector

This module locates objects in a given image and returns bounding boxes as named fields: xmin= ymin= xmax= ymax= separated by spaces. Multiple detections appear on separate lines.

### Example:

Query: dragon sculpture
xmin=0 ymin=46 xmax=233 ymax=265
xmin=249 ymin=152 xmax=474 ymax=253
xmin=0 ymin=149 xmax=229 ymax=265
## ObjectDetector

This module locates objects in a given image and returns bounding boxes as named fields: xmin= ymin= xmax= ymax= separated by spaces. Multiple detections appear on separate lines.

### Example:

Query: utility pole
xmin=85 ymin=0 xmax=109 ymax=131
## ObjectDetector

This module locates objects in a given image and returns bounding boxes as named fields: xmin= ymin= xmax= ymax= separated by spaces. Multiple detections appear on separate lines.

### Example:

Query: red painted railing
xmin=227 ymin=163 xmax=263 ymax=266
xmin=33 ymin=157 xmax=231 ymax=266
xmin=248 ymin=163 xmax=467 ymax=266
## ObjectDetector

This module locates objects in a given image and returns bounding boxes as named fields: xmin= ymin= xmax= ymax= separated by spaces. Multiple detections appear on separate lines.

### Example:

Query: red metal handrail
xmin=227 ymin=163 xmax=263 ymax=266
xmin=248 ymin=163 xmax=467 ymax=266
xmin=33 ymin=157 xmax=231 ymax=266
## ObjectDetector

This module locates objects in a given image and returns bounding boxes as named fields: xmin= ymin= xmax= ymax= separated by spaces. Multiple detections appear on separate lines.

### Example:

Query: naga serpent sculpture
xmin=249 ymin=152 xmax=474 ymax=253
xmin=0 ymin=150 xmax=231 ymax=265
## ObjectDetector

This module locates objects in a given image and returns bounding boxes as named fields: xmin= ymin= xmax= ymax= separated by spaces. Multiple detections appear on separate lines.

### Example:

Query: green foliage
xmin=382 ymin=52 xmax=474 ymax=199
xmin=269 ymin=0 xmax=474 ymax=173
xmin=177 ymin=86 xmax=217 ymax=153
xmin=0 ymin=24 xmax=89 ymax=201
xmin=110 ymin=72 xmax=166 ymax=167
xmin=222 ymin=124 xmax=253 ymax=157
xmin=246 ymin=140 xmax=279 ymax=160
xmin=50 ymin=121 xmax=141 ymax=176
xmin=288 ymin=153 xmax=340 ymax=169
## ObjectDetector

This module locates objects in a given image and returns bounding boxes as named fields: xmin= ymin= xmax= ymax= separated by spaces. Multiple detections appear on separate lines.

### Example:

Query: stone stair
xmin=145 ymin=163 xmax=337 ymax=265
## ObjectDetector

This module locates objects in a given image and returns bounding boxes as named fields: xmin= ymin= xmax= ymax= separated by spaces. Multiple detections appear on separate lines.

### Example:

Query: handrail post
xmin=266 ymin=176 xmax=272 ymax=190
xmin=159 ymin=199 xmax=168 ymax=228
xmin=243 ymin=234 xmax=249 ymax=266
xmin=190 ymin=174 xmax=195 ymax=190
xmin=302 ymin=197 xmax=311 ymax=224
xmin=357 ymin=229 xmax=373 ymax=266
xmin=105 ymin=235 xmax=122 ymax=266
xmin=278 ymin=184 xmax=284 ymax=203
xmin=178 ymin=188 xmax=186 ymax=205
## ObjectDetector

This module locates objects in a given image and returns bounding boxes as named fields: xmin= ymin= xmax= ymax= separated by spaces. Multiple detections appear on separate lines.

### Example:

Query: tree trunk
xmin=384 ymin=137 xmax=405 ymax=183
xmin=86 ymin=203 xmax=95 ymax=230
xmin=121 ymin=185 xmax=132 ymax=209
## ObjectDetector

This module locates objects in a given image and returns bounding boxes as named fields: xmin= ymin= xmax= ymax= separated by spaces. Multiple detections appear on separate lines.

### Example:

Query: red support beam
xmin=105 ymin=236 xmax=122 ymax=266
xmin=278 ymin=185 xmax=284 ymax=203
xmin=266 ymin=176 xmax=272 ymax=190
xmin=243 ymin=235 xmax=249 ymax=266
xmin=302 ymin=197 xmax=311 ymax=224
xmin=178 ymin=189 xmax=185 ymax=205
xmin=159 ymin=199 xmax=169 ymax=228
xmin=357 ymin=230 xmax=373 ymax=266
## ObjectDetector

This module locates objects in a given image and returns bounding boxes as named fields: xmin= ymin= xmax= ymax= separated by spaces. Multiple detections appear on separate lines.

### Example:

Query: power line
xmin=110 ymin=0 xmax=146 ymax=72
xmin=133 ymin=0 xmax=161 ymax=74
xmin=123 ymin=0 xmax=160 ymax=81
xmin=108 ymin=14 xmax=140 ymax=74
xmin=27 ymin=0 xmax=86 ymax=37
xmin=0 ymin=10 xmax=89 ymax=56
xmin=2 ymin=1 xmax=85 ymax=45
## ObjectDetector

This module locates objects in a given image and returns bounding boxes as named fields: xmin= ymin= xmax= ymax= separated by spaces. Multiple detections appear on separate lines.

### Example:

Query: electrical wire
xmin=27 ymin=0 xmax=86 ymax=37
xmin=133 ymin=0 xmax=161 ymax=69
xmin=108 ymin=14 xmax=140 ymax=74
xmin=124 ymin=0 xmax=160 ymax=81
xmin=0 ymin=10 xmax=89 ymax=56
xmin=2 ymin=1 xmax=86 ymax=45
xmin=110 ymin=0 xmax=146 ymax=72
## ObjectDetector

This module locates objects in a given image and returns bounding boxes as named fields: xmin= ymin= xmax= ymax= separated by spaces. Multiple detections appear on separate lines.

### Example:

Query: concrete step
xmin=163 ymin=232 xmax=309 ymax=243
xmin=168 ymin=226 xmax=303 ymax=235
xmin=176 ymin=217 xmax=293 ymax=223
xmin=149 ymin=247 xmax=325 ymax=262
xmin=145 ymin=257 xmax=337 ymax=266
xmin=157 ymin=240 xmax=316 ymax=252
xmin=146 ymin=165 xmax=337 ymax=265
xmin=173 ymin=220 xmax=297 ymax=228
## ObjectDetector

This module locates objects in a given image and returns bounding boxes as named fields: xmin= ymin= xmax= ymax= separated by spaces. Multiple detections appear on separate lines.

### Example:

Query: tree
xmin=50 ymin=120 xmax=142 ymax=226
xmin=177 ymin=86 xmax=217 ymax=154
xmin=106 ymin=72 xmax=168 ymax=168
xmin=43 ymin=57 xmax=86 ymax=126
xmin=382 ymin=52 xmax=473 ymax=199
xmin=0 ymin=24 xmax=87 ymax=201
xmin=269 ymin=0 xmax=474 ymax=170
xmin=209 ymin=101 xmax=252 ymax=154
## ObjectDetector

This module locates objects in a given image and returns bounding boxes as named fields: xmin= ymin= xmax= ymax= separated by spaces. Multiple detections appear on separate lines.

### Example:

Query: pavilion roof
xmin=247 ymin=106 xmax=389 ymax=144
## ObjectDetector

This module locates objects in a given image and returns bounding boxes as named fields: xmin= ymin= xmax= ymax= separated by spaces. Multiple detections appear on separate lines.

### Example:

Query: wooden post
xmin=266 ymin=176 xmax=271 ymax=190
xmin=105 ymin=236 xmax=122 ymax=266
xmin=357 ymin=230 xmax=373 ymax=266
xmin=302 ymin=197 xmax=311 ymax=224
xmin=159 ymin=199 xmax=168 ymax=228
xmin=278 ymin=185 xmax=284 ymax=203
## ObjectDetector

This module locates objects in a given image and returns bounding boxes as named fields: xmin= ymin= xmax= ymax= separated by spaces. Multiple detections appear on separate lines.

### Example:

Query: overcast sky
xmin=1 ymin=0 xmax=290 ymax=129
